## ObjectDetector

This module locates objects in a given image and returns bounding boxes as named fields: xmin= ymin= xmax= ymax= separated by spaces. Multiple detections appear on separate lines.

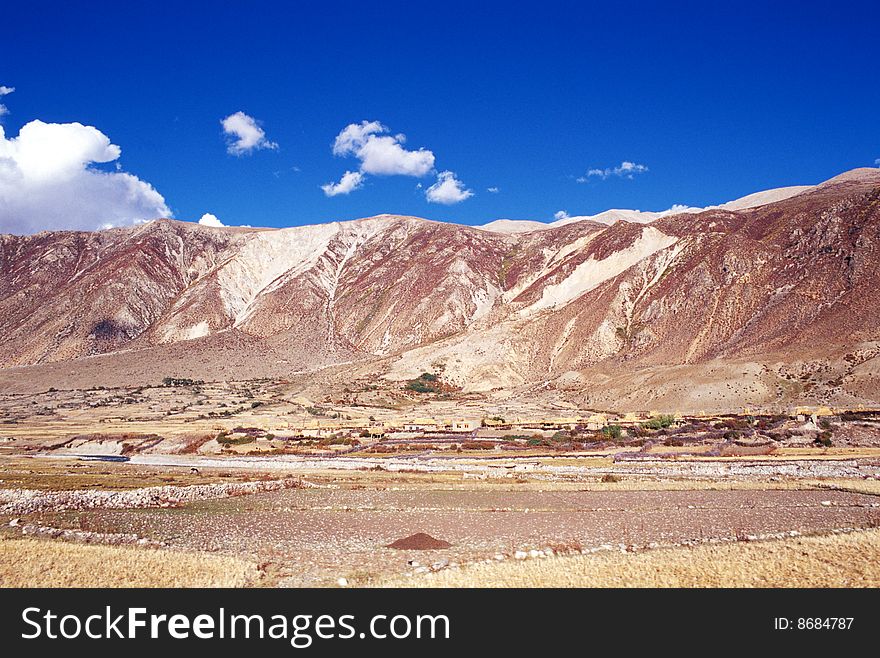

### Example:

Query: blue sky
xmin=1 ymin=0 xmax=879 ymax=232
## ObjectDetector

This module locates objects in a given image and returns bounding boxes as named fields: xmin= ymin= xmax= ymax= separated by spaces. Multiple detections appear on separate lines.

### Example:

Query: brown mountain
xmin=2 ymin=168 xmax=879 ymax=412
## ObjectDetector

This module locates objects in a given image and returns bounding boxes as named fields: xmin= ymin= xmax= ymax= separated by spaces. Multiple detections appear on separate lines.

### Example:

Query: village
xmin=207 ymin=404 xmax=877 ymax=457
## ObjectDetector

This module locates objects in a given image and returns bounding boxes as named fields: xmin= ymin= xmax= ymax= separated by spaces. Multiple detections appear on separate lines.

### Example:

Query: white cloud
xmin=321 ymin=170 xmax=364 ymax=197
xmin=659 ymin=203 xmax=692 ymax=215
xmin=0 ymin=85 xmax=14 ymax=120
xmin=198 ymin=212 xmax=225 ymax=227
xmin=579 ymin=161 xmax=649 ymax=181
xmin=425 ymin=170 xmax=474 ymax=205
xmin=221 ymin=111 xmax=278 ymax=156
xmin=331 ymin=120 xmax=434 ymax=177
xmin=875 ymin=158 xmax=880 ymax=166
xmin=487 ymin=186 xmax=499 ymax=193
xmin=0 ymin=120 xmax=171 ymax=234
xmin=554 ymin=210 xmax=569 ymax=221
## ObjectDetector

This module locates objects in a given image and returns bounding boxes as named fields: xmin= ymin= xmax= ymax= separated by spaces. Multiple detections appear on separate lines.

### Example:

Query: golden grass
xmin=807 ymin=478 xmax=880 ymax=496
xmin=378 ymin=529 xmax=880 ymax=588
xmin=0 ymin=537 xmax=263 ymax=588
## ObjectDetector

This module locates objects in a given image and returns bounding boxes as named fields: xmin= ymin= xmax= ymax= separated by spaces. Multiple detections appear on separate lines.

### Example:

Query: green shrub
xmin=405 ymin=372 xmax=444 ymax=393
xmin=642 ymin=414 xmax=676 ymax=430
xmin=601 ymin=425 xmax=623 ymax=440
xmin=162 ymin=377 xmax=203 ymax=387
xmin=814 ymin=432 xmax=833 ymax=447
xmin=216 ymin=433 xmax=256 ymax=446
xmin=405 ymin=380 xmax=436 ymax=393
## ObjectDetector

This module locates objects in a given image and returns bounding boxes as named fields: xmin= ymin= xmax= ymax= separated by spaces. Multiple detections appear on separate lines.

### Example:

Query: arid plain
xmin=2 ymin=375 xmax=879 ymax=587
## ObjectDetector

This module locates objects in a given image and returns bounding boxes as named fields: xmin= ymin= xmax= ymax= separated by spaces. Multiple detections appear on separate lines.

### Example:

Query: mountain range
xmin=1 ymin=167 xmax=879 ymax=412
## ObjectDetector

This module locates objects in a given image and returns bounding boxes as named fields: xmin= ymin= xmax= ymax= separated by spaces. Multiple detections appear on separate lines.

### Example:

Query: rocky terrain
xmin=2 ymin=167 xmax=879 ymax=413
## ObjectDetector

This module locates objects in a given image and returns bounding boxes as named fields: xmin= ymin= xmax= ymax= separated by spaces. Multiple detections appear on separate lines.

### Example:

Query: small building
xmin=402 ymin=418 xmax=441 ymax=432
xmin=451 ymin=419 xmax=480 ymax=432
xmin=618 ymin=412 xmax=642 ymax=425
xmin=583 ymin=413 xmax=608 ymax=431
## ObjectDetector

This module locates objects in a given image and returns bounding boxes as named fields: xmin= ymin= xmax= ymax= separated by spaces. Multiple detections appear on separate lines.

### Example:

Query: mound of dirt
xmin=386 ymin=533 xmax=452 ymax=550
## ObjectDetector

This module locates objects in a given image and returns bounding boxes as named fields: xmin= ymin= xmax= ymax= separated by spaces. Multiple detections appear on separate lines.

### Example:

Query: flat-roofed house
xmin=402 ymin=418 xmax=441 ymax=432
xmin=584 ymin=413 xmax=608 ymax=430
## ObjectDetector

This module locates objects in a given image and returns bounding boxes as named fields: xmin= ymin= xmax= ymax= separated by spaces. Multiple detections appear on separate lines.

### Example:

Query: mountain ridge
xmin=2 ymin=167 xmax=879 ymax=412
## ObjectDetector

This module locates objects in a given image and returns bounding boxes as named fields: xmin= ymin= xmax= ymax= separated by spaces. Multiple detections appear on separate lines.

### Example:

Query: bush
xmin=217 ymin=433 xmax=256 ymax=446
xmin=405 ymin=372 xmax=449 ymax=393
xmin=642 ymin=415 xmax=676 ymax=430
xmin=601 ymin=425 xmax=623 ymax=440
xmin=814 ymin=432 xmax=833 ymax=447
xmin=162 ymin=377 xmax=203 ymax=387
xmin=405 ymin=380 xmax=436 ymax=393
xmin=601 ymin=474 xmax=622 ymax=483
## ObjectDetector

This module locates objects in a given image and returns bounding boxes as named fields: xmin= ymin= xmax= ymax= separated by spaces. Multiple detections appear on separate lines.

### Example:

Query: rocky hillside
xmin=2 ymin=168 xmax=879 ymax=411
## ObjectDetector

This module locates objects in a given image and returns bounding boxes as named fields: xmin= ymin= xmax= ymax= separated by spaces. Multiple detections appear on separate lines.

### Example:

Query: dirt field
xmin=7 ymin=484 xmax=877 ymax=586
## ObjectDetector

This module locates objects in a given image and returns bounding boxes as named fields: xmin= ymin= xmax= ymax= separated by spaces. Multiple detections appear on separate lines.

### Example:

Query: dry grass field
xmin=0 ymin=456 xmax=274 ymax=491
xmin=379 ymin=529 xmax=880 ymax=588
xmin=0 ymin=536 xmax=262 ymax=587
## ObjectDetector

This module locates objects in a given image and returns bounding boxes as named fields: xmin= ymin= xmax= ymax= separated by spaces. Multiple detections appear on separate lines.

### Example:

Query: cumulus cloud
xmin=325 ymin=120 xmax=473 ymax=202
xmin=660 ymin=203 xmax=692 ymax=215
xmin=221 ymin=111 xmax=278 ymax=155
xmin=332 ymin=120 xmax=435 ymax=177
xmin=425 ymin=170 xmax=474 ymax=205
xmin=875 ymin=158 xmax=880 ymax=166
xmin=198 ymin=212 xmax=225 ymax=227
xmin=0 ymin=120 xmax=171 ymax=234
xmin=487 ymin=186 xmax=499 ymax=193
xmin=578 ymin=161 xmax=649 ymax=181
xmin=321 ymin=170 xmax=364 ymax=197
xmin=0 ymin=85 xmax=14 ymax=119
xmin=554 ymin=210 xmax=569 ymax=221
xmin=324 ymin=120 xmax=439 ymax=197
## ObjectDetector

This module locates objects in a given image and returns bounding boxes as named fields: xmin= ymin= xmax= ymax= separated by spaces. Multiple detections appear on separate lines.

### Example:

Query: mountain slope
xmin=1 ymin=168 xmax=879 ymax=411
